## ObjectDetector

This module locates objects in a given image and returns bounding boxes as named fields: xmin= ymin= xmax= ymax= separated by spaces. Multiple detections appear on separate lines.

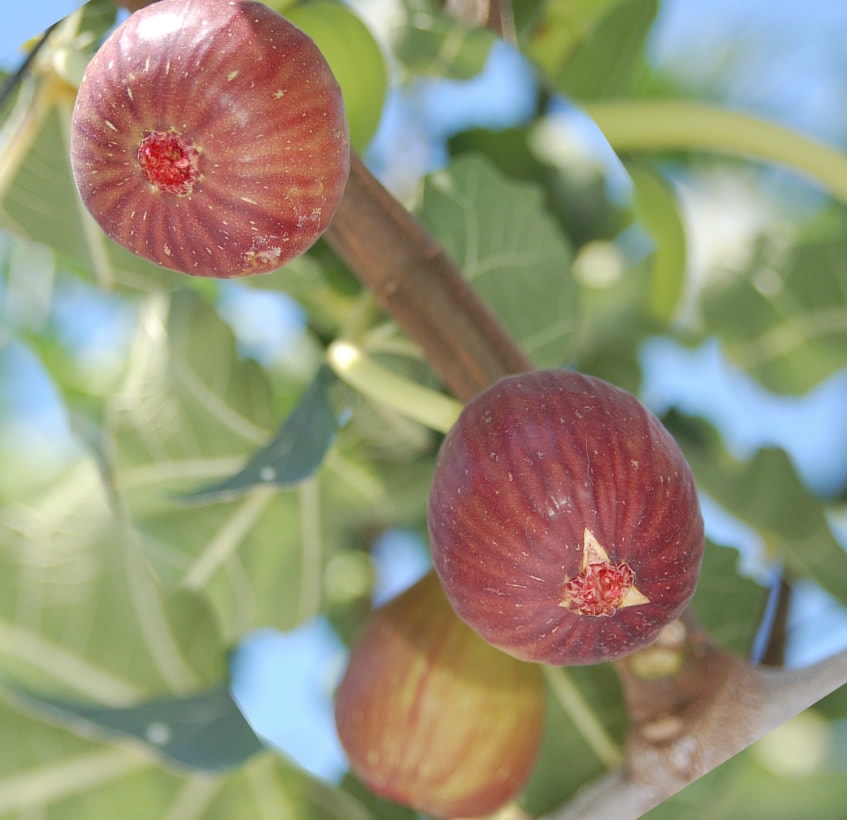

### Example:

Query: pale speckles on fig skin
xmin=70 ymin=0 xmax=349 ymax=278
xmin=427 ymin=369 xmax=705 ymax=666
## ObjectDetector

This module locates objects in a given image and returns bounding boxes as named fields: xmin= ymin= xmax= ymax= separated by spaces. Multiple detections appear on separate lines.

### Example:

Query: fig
xmin=71 ymin=0 xmax=349 ymax=278
xmin=427 ymin=369 xmax=705 ymax=666
xmin=334 ymin=572 xmax=544 ymax=819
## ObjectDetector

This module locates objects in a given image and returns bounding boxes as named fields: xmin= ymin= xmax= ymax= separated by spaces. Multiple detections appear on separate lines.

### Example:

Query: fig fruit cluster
xmin=428 ymin=369 xmax=705 ymax=666
xmin=334 ymin=572 xmax=544 ymax=819
xmin=71 ymin=0 xmax=349 ymax=278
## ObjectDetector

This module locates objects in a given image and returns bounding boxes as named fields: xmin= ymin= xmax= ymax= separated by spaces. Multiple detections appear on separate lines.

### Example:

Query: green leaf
xmin=530 ymin=0 xmax=659 ymax=99
xmin=0 ymin=696 xmax=375 ymax=819
xmin=644 ymin=738 xmax=847 ymax=819
xmin=0 ymin=455 xmax=227 ymax=699
xmin=0 ymin=103 xmax=182 ymax=294
xmin=628 ymin=163 xmax=687 ymax=323
xmin=669 ymin=414 xmax=847 ymax=607
xmin=419 ymin=153 xmax=577 ymax=368
xmin=6 ymin=683 xmax=263 ymax=772
xmin=702 ymin=232 xmax=847 ymax=393
xmin=105 ymin=290 xmax=429 ymax=640
xmin=522 ymin=664 xmax=625 ymax=815
xmin=107 ymin=289 xmax=277 ymax=479
xmin=394 ymin=0 xmax=495 ymax=79
xmin=339 ymin=772 xmax=420 ymax=819
xmin=691 ymin=541 xmax=768 ymax=656
xmin=524 ymin=0 xmax=632 ymax=76
xmin=178 ymin=366 xmax=344 ymax=503
xmin=101 ymin=291 xmax=313 ymax=638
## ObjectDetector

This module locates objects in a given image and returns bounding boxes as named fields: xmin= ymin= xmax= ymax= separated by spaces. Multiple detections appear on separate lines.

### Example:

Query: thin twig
xmin=755 ymin=572 xmax=793 ymax=666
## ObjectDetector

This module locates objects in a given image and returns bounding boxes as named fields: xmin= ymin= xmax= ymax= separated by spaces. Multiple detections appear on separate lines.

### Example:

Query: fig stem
xmin=585 ymin=100 xmax=847 ymax=205
xmin=327 ymin=340 xmax=463 ymax=433
xmin=542 ymin=666 xmax=623 ymax=769
xmin=324 ymin=152 xmax=534 ymax=401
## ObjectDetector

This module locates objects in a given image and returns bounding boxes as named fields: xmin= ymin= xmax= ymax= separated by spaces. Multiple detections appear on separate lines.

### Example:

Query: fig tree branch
xmin=757 ymin=572 xmax=793 ymax=667
xmin=323 ymin=152 xmax=534 ymax=402
xmin=441 ymin=0 xmax=517 ymax=43
xmin=549 ymin=646 xmax=847 ymax=819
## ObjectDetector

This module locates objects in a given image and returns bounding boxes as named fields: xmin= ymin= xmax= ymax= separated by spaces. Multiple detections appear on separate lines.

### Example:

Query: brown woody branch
xmin=324 ymin=153 xmax=534 ymax=402
xmin=551 ymin=629 xmax=847 ymax=818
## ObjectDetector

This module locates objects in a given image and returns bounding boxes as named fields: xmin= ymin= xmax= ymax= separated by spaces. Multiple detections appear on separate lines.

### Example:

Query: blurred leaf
xmin=107 ymin=289 xmax=277 ymax=477
xmin=105 ymin=291 xmax=432 ymax=641
xmin=75 ymin=0 xmax=120 ymax=53
xmin=669 ymin=414 xmax=847 ymax=607
xmin=242 ymin=243 xmax=361 ymax=339
xmin=815 ymin=677 xmax=847 ymax=720
xmin=0 ymin=102 xmax=188 ymax=293
xmin=524 ymin=0 xmax=630 ymax=75
xmin=395 ymin=0 xmax=494 ymax=79
xmin=448 ymin=125 xmax=630 ymax=248
xmin=6 ymin=682 xmax=263 ymax=772
xmin=178 ymin=366 xmax=344 ymax=504
xmin=522 ymin=664 xmax=625 ymax=815
xmin=530 ymin=0 xmax=659 ymax=99
xmin=568 ymin=256 xmax=654 ymax=393
xmin=0 ymin=456 xmax=226 ymax=699
xmin=420 ymin=153 xmax=577 ymax=368
xmin=102 ymin=291 xmax=317 ymax=639
xmin=702 ymin=233 xmax=847 ymax=394
xmin=644 ymin=739 xmax=847 ymax=819
xmin=1 ymin=233 xmax=55 ymax=331
xmin=628 ymin=163 xmax=687 ymax=323
xmin=0 ymin=695 xmax=375 ymax=819
xmin=691 ymin=541 xmax=768 ymax=656
xmin=339 ymin=772 xmax=420 ymax=819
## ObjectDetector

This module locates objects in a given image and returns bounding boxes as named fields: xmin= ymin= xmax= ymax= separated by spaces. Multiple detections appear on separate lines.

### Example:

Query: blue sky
xmin=1 ymin=1 xmax=81 ymax=66
xmin=4 ymin=0 xmax=847 ymax=788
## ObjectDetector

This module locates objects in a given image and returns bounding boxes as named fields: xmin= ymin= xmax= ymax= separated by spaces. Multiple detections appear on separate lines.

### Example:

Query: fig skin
xmin=427 ymin=369 xmax=705 ymax=666
xmin=71 ymin=0 xmax=349 ymax=278
xmin=334 ymin=572 xmax=544 ymax=819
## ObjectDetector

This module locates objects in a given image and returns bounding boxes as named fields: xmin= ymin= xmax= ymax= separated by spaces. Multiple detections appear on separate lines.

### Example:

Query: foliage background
xmin=1 ymin=0 xmax=846 ymax=817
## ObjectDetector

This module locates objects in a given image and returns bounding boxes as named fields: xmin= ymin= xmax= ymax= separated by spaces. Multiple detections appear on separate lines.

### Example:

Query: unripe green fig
xmin=71 ymin=0 xmax=349 ymax=278
xmin=334 ymin=572 xmax=545 ymax=818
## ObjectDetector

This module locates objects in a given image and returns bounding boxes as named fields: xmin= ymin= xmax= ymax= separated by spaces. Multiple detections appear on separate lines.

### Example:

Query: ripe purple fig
xmin=71 ymin=0 xmax=349 ymax=278
xmin=334 ymin=572 xmax=544 ymax=818
xmin=427 ymin=369 xmax=705 ymax=666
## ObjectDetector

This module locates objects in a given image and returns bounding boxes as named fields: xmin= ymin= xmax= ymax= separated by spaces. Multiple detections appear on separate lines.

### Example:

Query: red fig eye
xmin=137 ymin=130 xmax=201 ymax=195
xmin=559 ymin=528 xmax=649 ymax=617
xmin=427 ymin=369 xmax=705 ymax=666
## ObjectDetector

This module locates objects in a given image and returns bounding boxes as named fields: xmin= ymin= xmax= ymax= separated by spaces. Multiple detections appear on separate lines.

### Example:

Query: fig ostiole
xmin=427 ymin=369 xmax=705 ymax=666
xmin=334 ymin=572 xmax=544 ymax=819
xmin=560 ymin=527 xmax=650 ymax=617
xmin=71 ymin=0 xmax=350 ymax=278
